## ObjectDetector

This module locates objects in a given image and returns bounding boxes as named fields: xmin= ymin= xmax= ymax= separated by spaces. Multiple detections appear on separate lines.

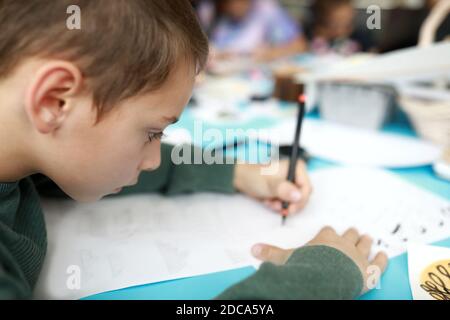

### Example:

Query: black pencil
xmin=281 ymin=94 xmax=306 ymax=226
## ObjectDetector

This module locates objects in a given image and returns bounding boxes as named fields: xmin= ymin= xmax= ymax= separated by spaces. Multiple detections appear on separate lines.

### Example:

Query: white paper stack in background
xmin=35 ymin=167 xmax=450 ymax=299
xmin=256 ymin=119 xmax=443 ymax=168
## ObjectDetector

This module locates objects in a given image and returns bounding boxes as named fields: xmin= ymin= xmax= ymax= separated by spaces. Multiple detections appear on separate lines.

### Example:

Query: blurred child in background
xmin=309 ymin=0 xmax=376 ymax=56
xmin=196 ymin=0 xmax=307 ymax=61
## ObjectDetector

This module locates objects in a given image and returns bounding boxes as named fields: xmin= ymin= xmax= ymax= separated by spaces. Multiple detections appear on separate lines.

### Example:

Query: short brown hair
xmin=312 ymin=0 xmax=352 ymax=27
xmin=0 ymin=0 xmax=209 ymax=118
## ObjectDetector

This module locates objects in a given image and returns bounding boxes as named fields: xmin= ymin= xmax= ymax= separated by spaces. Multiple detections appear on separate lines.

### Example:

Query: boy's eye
xmin=147 ymin=131 xmax=165 ymax=143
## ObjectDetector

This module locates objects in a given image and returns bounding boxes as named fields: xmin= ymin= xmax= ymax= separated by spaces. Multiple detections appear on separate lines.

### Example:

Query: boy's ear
xmin=25 ymin=61 xmax=83 ymax=134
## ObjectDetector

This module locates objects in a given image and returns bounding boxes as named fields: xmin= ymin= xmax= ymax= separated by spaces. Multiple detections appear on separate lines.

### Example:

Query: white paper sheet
xmin=257 ymin=119 xmax=443 ymax=168
xmin=35 ymin=167 xmax=450 ymax=299
xmin=295 ymin=42 xmax=450 ymax=83
xmin=407 ymin=244 xmax=450 ymax=300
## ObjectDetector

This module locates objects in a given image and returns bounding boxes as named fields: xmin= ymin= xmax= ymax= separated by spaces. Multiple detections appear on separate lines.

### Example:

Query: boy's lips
xmin=112 ymin=178 xmax=138 ymax=193
xmin=126 ymin=179 xmax=138 ymax=187
xmin=115 ymin=179 xmax=138 ymax=192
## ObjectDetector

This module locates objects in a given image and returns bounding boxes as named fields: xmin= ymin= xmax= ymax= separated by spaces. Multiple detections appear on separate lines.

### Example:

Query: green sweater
xmin=0 ymin=144 xmax=363 ymax=299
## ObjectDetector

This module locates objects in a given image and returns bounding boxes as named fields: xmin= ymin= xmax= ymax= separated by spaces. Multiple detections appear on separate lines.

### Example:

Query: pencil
xmin=281 ymin=94 xmax=306 ymax=226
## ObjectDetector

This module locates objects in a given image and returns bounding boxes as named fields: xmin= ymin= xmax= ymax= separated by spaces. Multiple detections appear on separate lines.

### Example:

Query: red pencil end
xmin=298 ymin=94 xmax=307 ymax=104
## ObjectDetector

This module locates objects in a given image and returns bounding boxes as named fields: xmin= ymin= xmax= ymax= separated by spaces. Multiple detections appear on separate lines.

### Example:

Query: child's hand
xmin=251 ymin=227 xmax=388 ymax=293
xmin=233 ymin=160 xmax=312 ymax=216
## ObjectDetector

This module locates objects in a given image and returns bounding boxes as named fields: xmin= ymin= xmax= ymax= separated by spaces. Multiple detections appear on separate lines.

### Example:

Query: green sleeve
xmin=0 ymin=245 xmax=31 ymax=300
xmin=215 ymin=245 xmax=364 ymax=300
xmin=32 ymin=143 xmax=236 ymax=198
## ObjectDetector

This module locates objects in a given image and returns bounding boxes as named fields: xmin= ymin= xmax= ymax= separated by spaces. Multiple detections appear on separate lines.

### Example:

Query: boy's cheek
xmin=54 ymin=171 xmax=118 ymax=202
xmin=53 ymin=145 xmax=140 ymax=201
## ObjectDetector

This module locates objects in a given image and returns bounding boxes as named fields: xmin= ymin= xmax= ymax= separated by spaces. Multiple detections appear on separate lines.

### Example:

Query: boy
xmin=0 ymin=0 xmax=387 ymax=299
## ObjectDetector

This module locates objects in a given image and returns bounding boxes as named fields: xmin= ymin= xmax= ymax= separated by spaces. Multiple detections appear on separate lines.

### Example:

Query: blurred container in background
xmin=317 ymin=81 xmax=397 ymax=129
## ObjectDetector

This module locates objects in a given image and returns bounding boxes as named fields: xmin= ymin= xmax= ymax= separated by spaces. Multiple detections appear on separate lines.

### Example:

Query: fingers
xmin=343 ymin=229 xmax=377 ymax=259
xmin=263 ymin=159 xmax=312 ymax=215
xmin=319 ymin=225 xmax=337 ymax=236
xmin=263 ymin=198 xmax=303 ymax=216
xmin=295 ymin=161 xmax=312 ymax=207
xmin=370 ymin=251 xmax=388 ymax=273
xmin=356 ymin=235 xmax=373 ymax=258
xmin=273 ymin=178 xmax=308 ymax=214
xmin=275 ymin=181 xmax=302 ymax=204
xmin=307 ymin=226 xmax=338 ymax=246
xmin=308 ymin=227 xmax=388 ymax=290
xmin=341 ymin=228 xmax=388 ymax=272
xmin=343 ymin=228 xmax=360 ymax=244
xmin=315 ymin=226 xmax=338 ymax=240
xmin=251 ymin=243 xmax=294 ymax=265
xmin=265 ymin=180 xmax=302 ymax=215
xmin=285 ymin=160 xmax=312 ymax=213
xmin=263 ymin=199 xmax=282 ymax=212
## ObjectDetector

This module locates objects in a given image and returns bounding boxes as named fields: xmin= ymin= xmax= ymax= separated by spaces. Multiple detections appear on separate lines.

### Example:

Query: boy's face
xmin=24 ymin=60 xmax=195 ymax=202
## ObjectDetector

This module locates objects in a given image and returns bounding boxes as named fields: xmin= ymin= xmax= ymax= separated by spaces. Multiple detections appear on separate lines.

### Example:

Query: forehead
xmin=152 ymin=61 xmax=197 ymax=105
xmin=109 ymin=61 xmax=196 ymax=122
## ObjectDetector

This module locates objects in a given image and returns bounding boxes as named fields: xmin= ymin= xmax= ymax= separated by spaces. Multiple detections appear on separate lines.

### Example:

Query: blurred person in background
xmin=309 ymin=0 xmax=376 ymax=56
xmin=194 ymin=0 xmax=308 ymax=62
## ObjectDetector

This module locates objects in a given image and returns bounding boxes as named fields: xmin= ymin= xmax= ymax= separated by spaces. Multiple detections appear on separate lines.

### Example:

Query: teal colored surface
xmin=85 ymin=266 xmax=256 ymax=300
xmin=86 ymin=106 xmax=449 ymax=300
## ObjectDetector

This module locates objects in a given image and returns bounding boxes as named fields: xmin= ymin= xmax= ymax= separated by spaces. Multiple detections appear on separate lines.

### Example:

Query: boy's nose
xmin=140 ymin=149 xmax=161 ymax=172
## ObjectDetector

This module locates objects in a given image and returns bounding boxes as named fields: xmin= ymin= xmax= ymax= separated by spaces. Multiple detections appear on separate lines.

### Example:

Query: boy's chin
xmin=69 ymin=191 xmax=105 ymax=203
xmin=62 ymin=185 xmax=120 ymax=202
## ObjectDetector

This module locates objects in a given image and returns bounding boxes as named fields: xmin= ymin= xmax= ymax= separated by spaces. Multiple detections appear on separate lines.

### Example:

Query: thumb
xmin=251 ymin=243 xmax=294 ymax=266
